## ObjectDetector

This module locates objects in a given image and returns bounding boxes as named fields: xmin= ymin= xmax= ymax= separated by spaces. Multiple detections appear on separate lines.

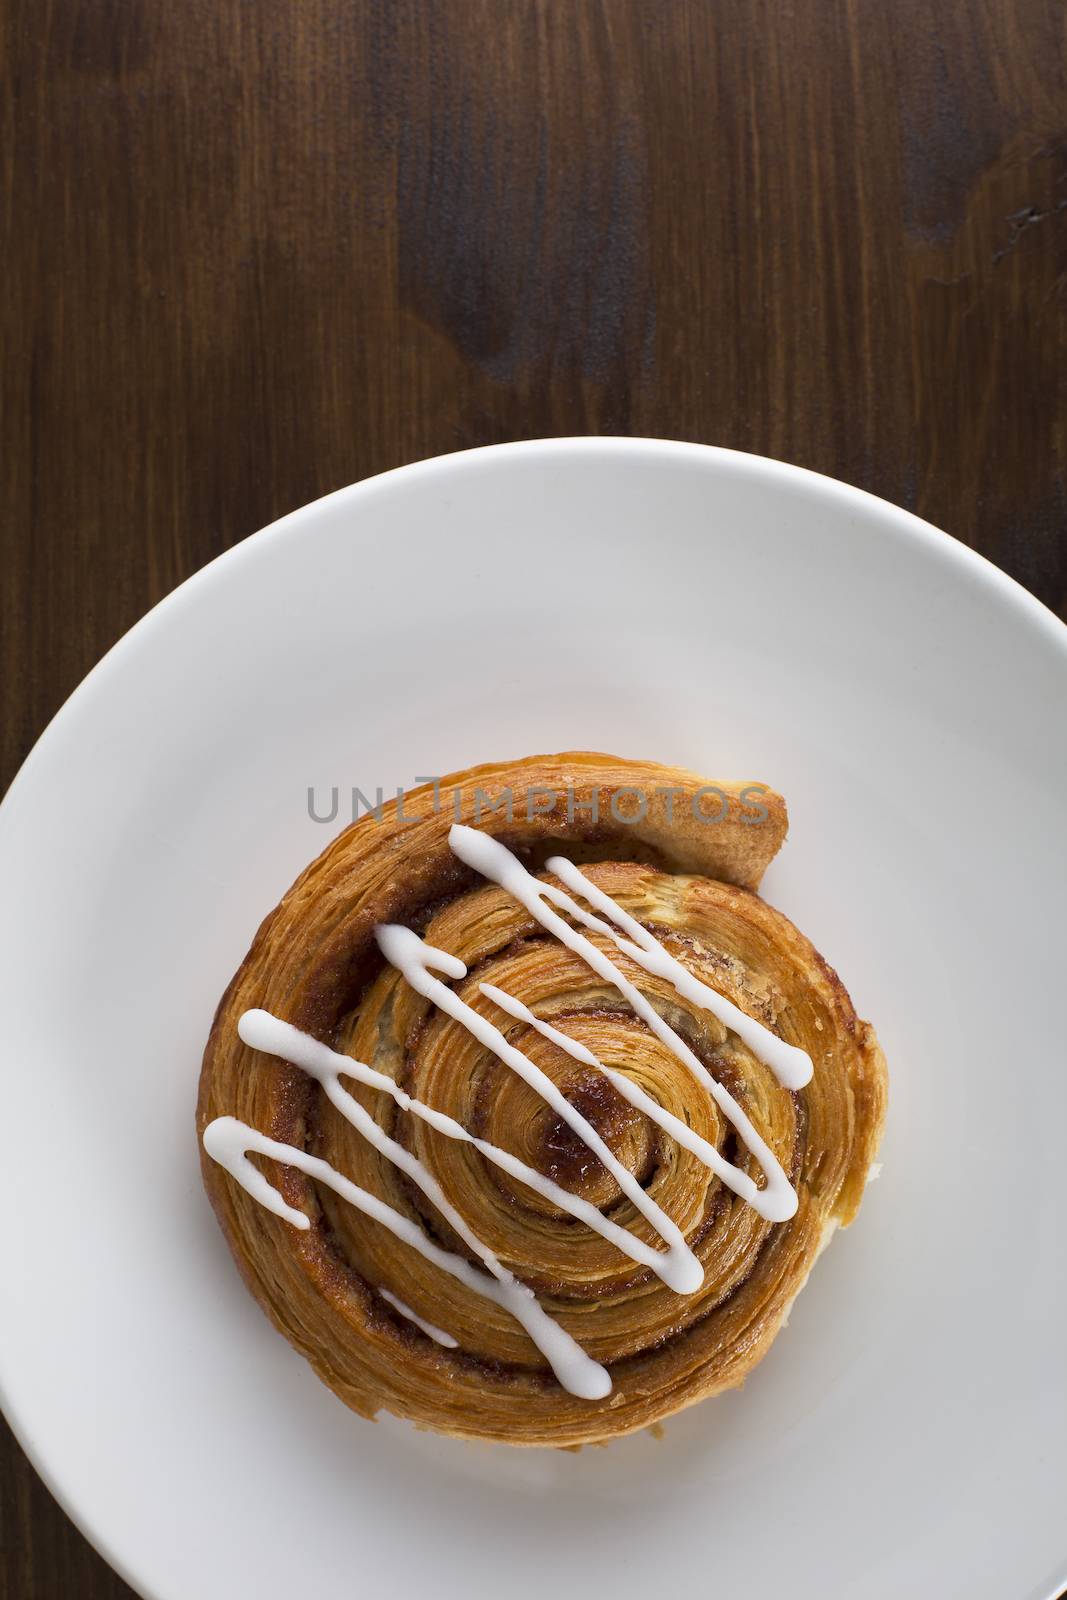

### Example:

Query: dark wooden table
xmin=2 ymin=3 xmax=1066 ymax=1596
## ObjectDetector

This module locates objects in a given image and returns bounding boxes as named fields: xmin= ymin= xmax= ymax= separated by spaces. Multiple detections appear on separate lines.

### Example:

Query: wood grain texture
xmin=1 ymin=2 xmax=1065 ymax=1596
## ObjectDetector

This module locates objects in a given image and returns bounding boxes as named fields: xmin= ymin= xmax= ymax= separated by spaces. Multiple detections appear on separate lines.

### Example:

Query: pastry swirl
xmin=197 ymin=753 xmax=886 ymax=1446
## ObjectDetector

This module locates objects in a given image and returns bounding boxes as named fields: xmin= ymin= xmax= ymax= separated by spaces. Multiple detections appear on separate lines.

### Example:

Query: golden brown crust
xmin=197 ymin=754 xmax=886 ymax=1446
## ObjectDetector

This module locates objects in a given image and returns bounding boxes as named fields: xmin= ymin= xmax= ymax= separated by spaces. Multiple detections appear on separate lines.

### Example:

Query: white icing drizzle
xmin=374 ymin=925 xmax=703 ymax=1294
xmin=237 ymin=1008 xmax=705 ymax=1288
xmin=204 ymin=826 xmax=813 ymax=1402
xmin=202 ymin=1115 xmax=610 ymax=1399
xmin=447 ymin=825 xmax=802 ymax=1224
xmin=379 ymin=1289 xmax=458 ymax=1348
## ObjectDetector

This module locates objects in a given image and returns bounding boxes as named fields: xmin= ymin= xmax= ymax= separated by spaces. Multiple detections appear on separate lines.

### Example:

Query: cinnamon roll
xmin=197 ymin=753 xmax=887 ymax=1446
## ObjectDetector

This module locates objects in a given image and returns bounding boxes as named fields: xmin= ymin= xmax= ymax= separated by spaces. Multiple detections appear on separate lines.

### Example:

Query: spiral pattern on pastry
xmin=197 ymin=753 xmax=887 ymax=1446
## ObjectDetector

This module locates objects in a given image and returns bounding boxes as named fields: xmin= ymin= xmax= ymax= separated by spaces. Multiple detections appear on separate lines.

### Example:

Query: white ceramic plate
xmin=1 ymin=440 xmax=1064 ymax=1600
